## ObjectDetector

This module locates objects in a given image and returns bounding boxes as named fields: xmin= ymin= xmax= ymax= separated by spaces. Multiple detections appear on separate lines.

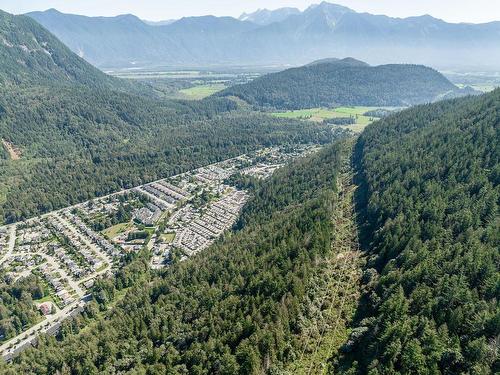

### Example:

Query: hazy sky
xmin=1 ymin=0 xmax=499 ymax=23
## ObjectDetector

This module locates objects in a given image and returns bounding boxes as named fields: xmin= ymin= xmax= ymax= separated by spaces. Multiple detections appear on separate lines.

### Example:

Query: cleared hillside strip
xmin=2 ymin=87 xmax=498 ymax=373
xmin=334 ymin=89 xmax=500 ymax=374
xmin=284 ymin=144 xmax=364 ymax=375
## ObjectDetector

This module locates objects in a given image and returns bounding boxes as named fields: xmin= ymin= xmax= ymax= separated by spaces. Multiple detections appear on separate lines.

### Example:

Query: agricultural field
xmin=456 ymin=83 xmax=498 ymax=92
xmin=107 ymin=67 xmax=263 ymax=100
xmin=179 ymin=83 xmax=227 ymax=99
xmin=271 ymin=106 xmax=394 ymax=132
xmin=108 ymin=69 xmax=235 ymax=80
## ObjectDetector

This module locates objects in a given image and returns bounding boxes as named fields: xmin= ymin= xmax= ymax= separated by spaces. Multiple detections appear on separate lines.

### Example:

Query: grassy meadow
xmin=178 ymin=83 xmax=227 ymax=99
xmin=271 ymin=106 xmax=387 ymax=132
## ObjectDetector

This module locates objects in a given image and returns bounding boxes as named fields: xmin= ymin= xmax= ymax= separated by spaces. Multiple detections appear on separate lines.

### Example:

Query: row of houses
xmin=156 ymin=180 xmax=189 ymax=199
xmin=3 ymin=254 xmax=44 ymax=281
xmin=195 ymin=165 xmax=233 ymax=184
xmin=79 ymin=198 xmax=121 ymax=220
xmin=39 ymin=263 xmax=75 ymax=307
xmin=171 ymin=189 xmax=248 ymax=256
xmin=53 ymin=246 xmax=88 ymax=278
xmin=48 ymin=217 xmax=96 ymax=274
xmin=152 ymin=181 xmax=188 ymax=201
xmin=67 ymin=213 xmax=120 ymax=259
xmin=133 ymin=204 xmax=162 ymax=226
xmin=135 ymin=186 xmax=173 ymax=210
xmin=16 ymin=225 xmax=51 ymax=246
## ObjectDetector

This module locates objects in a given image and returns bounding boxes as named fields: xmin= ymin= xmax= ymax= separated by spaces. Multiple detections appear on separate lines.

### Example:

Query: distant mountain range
xmin=239 ymin=7 xmax=301 ymax=25
xmin=25 ymin=2 xmax=500 ymax=70
xmin=142 ymin=19 xmax=176 ymax=26
xmin=218 ymin=58 xmax=475 ymax=108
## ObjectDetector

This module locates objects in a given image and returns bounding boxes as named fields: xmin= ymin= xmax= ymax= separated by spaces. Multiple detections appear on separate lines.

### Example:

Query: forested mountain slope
xmin=335 ymin=89 xmax=499 ymax=374
xmin=1 ymin=90 xmax=498 ymax=374
xmin=2 ymin=141 xmax=352 ymax=374
xmin=0 ymin=10 xmax=122 ymax=89
xmin=218 ymin=60 xmax=472 ymax=109
xmin=0 ymin=10 xmax=334 ymax=224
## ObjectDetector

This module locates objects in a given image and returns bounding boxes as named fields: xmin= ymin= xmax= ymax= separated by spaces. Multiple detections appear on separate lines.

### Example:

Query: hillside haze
xmin=26 ymin=2 xmax=500 ymax=70
xmin=0 ymin=10 xmax=118 ymax=88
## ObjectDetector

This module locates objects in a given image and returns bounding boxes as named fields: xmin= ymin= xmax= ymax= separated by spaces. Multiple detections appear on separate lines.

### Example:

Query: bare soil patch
xmin=1 ymin=139 xmax=21 ymax=160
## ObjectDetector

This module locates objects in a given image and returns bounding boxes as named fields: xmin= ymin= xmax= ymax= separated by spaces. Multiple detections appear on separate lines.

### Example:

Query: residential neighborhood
xmin=0 ymin=145 xmax=316 ymax=360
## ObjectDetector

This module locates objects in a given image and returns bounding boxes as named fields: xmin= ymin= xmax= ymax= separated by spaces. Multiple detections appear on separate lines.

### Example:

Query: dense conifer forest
xmin=334 ymin=89 xmax=499 ymax=374
xmin=0 ymin=91 xmax=334 ymax=223
xmin=2 ymin=140 xmax=349 ymax=374
xmin=218 ymin=59 xmax=473 ymax=109
xmin=0 ymin=273 xmax=47 ymax=342
xmin=3 ymin=89 xmax=498 ymax=374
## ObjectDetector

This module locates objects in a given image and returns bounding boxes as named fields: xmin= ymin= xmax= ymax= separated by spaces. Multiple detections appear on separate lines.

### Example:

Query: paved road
xmin=53 ymin=213 xmax=113 ymax=268
xmin=0 ymin=297 xmax=86 ymax=360
xmin=37 ymin=252 xmax=84 ymax=297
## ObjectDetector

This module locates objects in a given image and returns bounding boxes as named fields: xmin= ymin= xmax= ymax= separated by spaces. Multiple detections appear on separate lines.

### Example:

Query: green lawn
xmin=161 ymin=233 xmax=176 ymax=243
xmin=95 ymin=263 xmax=108 ymax=272
xmin=179 ymin=84 xmax=227 ymax=100
xmin=34 ymin=295 xmax=55 ymax=304
xmin=102 ymin=222 xmax=131 ymax=239
xmin=144 ymin=226 xmax=156 ymax=234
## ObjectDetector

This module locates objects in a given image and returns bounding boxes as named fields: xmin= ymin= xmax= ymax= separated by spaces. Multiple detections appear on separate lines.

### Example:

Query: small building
xmin=38 ymin=302 xmax=53 ymax=316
